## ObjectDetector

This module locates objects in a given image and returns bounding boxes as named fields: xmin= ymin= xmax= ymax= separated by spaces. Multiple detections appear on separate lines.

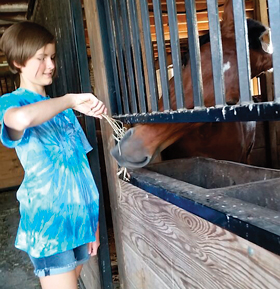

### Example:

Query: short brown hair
xmin=0 ymin=21 xmax=55 ymax=74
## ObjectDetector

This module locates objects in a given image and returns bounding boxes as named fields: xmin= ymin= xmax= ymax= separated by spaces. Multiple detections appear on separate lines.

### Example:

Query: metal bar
xmin=127 ymin=0 xmax=147 ymax=113
xmin=184 ymin=0 xmax=203 ymax=107
xmin=120 ymin=0 xmax=138 ymax=113
xmin=111 ymin=0 xmax=130 ymax=113
xmin=232 ymin=0 xmax=251 ymax=104
xmin=103 ymin=0 xmax=123 ymax=114
xmin=207 ymin=0 xmax=225 ymax=106
xmin=152 ymin=0 xmax=170 ymax=110
xmin=70 ymin=1 xmax=113 ymax=288
xmin=267 ymin=0 xmax=280 ymax=102
xmin=113 ymin=102 xmax=280 ymax=124
xmin=139 ymin=0 xmax=158 ymax=111
xmin=167 ymin=0 xmax=184 ymax=109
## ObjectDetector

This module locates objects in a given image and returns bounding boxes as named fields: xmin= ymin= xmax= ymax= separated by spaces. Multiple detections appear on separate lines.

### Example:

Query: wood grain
xmin=0 ymin=143 xmax=23 ymax=189
xmin=83 ymin=0 xmax=128 ymax=287
xmin=119 ymin=180 xmax=280 ymax=289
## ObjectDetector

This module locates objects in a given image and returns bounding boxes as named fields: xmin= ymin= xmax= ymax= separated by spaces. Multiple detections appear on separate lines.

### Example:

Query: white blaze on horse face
xmin=223 ymin=61 xmax=231 ymax=73
xmin=261 ymin=28 xmax=273 ymax=54
xmin=246 ymin=121 xmax=256 ymax=133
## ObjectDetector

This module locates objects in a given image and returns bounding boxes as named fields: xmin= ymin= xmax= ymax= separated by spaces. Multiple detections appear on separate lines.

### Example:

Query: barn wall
xmin=85 ymin=1 xmax=280 ymax=288
xmin=119 ymin=180 xmax=280 ymax=289
xmin=0 ymin=143 xmax=23 ymax=190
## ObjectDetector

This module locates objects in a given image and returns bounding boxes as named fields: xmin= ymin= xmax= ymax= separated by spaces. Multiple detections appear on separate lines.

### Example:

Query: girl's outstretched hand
xmin=69 ymin=93 xmax=107 ymax=119
xmin=88 ymin=223 xmax=100 ymax=256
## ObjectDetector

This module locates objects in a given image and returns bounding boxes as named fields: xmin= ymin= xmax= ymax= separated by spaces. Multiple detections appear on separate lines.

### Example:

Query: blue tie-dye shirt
xmin=0 ymin=88 xmax=99 ymax=258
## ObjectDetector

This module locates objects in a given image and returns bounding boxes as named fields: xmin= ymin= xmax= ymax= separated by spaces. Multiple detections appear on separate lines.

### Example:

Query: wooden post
xmin=83 ymin=0 xmax=128 ymax=288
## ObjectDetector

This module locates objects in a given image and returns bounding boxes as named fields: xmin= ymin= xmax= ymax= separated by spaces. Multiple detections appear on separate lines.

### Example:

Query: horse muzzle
xmin=110 ymin=128 xmax=152 ymax=169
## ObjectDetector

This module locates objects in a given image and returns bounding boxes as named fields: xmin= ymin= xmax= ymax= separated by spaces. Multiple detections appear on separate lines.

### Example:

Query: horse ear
xmin=221 ymin=0 xmax=235 ymax=39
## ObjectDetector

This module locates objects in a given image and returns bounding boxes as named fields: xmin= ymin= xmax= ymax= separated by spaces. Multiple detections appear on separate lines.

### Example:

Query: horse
xmin=111 ymin=0 xmax=273 ymax=169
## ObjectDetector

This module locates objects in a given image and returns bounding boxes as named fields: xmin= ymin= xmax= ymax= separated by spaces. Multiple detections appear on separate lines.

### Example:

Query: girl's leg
xmin=75 ymin=264 xmax=83 ymax=278
xmin=39 ymin=270 xmax=78 ymax=289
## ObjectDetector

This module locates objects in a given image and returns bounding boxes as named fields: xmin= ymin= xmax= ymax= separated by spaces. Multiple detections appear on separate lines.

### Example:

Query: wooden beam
xmin=83 ymin=0 xmax=128 ymax=288
xmin=0 ymin=143 xmax=24 ymax=190
xmin=0 ymin=12 xmax=26 ymax=21
xmin=0 ymin=3 xmax=28 ymax=13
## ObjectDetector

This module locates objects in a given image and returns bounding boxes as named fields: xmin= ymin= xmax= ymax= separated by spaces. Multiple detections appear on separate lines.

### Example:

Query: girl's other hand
xmin=88 ymin=223 xmax=100 ymax=256
xmin=68 ymin=93 xmax=107 ymax=119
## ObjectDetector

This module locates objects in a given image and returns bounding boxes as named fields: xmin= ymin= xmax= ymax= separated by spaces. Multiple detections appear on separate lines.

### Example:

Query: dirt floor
xmin=0 ymin=190 xmax=41 ymax=289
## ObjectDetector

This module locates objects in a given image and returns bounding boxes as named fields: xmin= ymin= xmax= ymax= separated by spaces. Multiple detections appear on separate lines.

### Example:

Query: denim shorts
xmin=29 ymin=244 xmax=90 ymax=277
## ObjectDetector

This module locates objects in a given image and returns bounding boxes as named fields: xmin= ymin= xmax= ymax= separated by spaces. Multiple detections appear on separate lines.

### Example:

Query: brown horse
xmin=111 ymin=0 xmax=272 ymax=169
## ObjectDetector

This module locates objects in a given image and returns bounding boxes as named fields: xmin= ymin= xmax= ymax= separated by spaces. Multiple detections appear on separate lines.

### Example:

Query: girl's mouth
xmin=44 ymin=72 xmax=53 ymax=77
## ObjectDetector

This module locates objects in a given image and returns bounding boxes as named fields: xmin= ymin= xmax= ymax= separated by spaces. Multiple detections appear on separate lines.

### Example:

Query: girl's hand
xmin=88 ymin=223 xmax=100 ymax=256
xmin=68 ymin=93 xmax=107 ymax=119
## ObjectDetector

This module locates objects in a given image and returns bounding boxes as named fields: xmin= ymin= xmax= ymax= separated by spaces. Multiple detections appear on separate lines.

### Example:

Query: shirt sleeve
xmin=0 ymin=94 xmax=26 ymax=148
xmin=67 ymin=109 xmax=93 ymax=154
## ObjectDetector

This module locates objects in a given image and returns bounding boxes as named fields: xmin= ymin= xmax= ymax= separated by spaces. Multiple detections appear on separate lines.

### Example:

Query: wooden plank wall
xmin=83 ymin=0 xmax=128 ymax=287
xmin=0 ymin=143 xmax=23 ymax=190
xmin=119 ymin=180 xmax=280 ymax=289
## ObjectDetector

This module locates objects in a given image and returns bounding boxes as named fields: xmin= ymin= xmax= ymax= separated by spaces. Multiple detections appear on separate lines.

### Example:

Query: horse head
xmin=111 ymin=0 xmax=272 ymax=169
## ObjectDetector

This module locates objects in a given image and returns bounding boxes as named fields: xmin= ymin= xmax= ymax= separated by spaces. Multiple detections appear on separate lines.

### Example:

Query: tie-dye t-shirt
xmin=0 ymin=88 xmax=99 ymax=258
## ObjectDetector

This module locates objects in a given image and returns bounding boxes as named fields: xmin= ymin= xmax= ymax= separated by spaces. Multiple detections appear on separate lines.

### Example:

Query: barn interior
xmin=0 ymin=0 xmax=278 ymax=288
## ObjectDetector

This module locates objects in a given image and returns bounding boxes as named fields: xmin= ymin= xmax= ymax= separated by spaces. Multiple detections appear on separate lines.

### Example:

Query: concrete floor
xmin=0 ymin=190 xmax=41 ymax=289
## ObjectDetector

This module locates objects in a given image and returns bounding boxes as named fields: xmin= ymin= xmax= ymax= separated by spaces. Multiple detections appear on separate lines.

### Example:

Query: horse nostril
xmin=226 ymin=100 xmax=238 ymax=105
xmin=122 ymin=128 xmax=134 ymax=141
xmin=110 ymin=128 xmax=135 ymax=159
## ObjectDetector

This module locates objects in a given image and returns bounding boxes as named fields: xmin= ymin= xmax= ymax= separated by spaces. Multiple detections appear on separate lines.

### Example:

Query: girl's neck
xmin=19 ymin=77 xmax=46 ymax=97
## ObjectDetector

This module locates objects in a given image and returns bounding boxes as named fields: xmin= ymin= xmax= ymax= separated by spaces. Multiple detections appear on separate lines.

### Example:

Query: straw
xmin=102 ymin=114 xmax=130 ymax=181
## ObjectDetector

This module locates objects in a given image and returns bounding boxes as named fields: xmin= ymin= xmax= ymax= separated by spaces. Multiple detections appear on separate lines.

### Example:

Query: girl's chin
xmin=44 ymin=79 xmax=53 ymax=85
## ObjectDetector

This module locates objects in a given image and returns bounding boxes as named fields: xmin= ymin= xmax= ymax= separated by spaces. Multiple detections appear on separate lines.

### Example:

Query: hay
xmin=102 ymin=114 xmax=130 ymax=181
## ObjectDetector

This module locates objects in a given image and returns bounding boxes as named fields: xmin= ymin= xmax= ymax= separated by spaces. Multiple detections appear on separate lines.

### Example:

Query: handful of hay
xmin=102 ymin=114 xmax=130 ymax=181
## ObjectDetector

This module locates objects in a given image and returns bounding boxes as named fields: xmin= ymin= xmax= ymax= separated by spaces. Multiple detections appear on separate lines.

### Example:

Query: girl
xmin=0 ymin=21 xmax=107 ymax=289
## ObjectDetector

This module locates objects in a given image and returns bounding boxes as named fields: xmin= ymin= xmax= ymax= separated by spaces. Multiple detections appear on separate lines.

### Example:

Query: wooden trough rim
xmin=129 ymin=164 xmax=280 ymax=257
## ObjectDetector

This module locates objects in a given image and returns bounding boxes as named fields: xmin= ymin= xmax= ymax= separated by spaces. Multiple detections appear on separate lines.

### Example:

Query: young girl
xmin=0 ymin=21 xmax=107 ymax=289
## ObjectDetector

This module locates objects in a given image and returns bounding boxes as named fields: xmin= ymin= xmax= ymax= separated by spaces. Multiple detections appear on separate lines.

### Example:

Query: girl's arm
xmin=4 ymin=93 xmax=106 ymax=141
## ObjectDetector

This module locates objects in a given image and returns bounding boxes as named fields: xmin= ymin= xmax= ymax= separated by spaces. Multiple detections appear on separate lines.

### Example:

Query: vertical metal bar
xmin=103 ymin=0 xmax=123 ymax=114
xmin=207 ymin=0 xmax=225 ymax=106
xmin=120 ymin=0 xmax=138 ymax=113
xmin=232 ymin=0 xmax=251 ymax=104
xmin=167 ymin=0 xmax=184 ymax=109
xmin=152 ymin=0 xmax=170 ymax=110
xmin=267 ymin=0 xmax=280 ymax=102
xmin=70 ymin=1 xmax=113 ymax=288
xmin=111 ymin=0 xmax=130 ymax=113
xmin=127 ymin=0 xmax=147 ymax=113
xmin=184 ymin=0 xmax=203 ymax=107
xmin=139 ymin=0 xmax=159 ymax=111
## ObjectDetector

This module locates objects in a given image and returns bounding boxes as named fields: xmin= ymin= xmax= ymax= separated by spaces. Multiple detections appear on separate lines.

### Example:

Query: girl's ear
xmin=13 ymin=61 xmax=22 ymax=69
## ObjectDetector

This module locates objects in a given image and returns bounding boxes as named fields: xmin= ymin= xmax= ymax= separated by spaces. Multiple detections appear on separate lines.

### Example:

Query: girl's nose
xmin=47 ymin=58 xmax=55 ymax=69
